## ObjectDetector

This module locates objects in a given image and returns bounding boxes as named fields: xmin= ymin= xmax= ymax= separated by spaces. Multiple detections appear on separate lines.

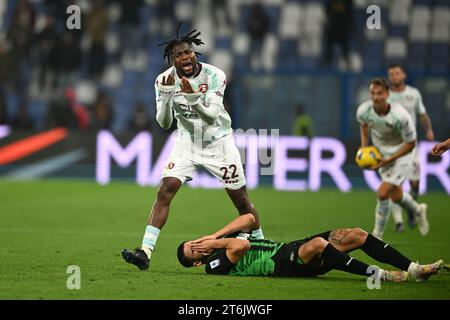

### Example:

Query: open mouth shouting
xmin=181 ymin=61 xmax=194 ymax=75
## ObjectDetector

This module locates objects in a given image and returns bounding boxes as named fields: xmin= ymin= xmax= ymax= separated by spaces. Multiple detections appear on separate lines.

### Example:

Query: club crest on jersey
xmin=167 ymin=162 xmax=175 ymax=169
xmin=199 ymin=83 xmax=208 ymax=93
xmin=290 ymin=251 xmax=295 ymax=261
xmin=406 ymin=95 xmax=414 ymax=102
xmin=209 ymin=259 xmax=220 ymax=269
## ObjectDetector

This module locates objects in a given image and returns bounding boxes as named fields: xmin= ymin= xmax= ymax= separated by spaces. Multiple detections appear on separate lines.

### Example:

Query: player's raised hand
xmin=191 ymin=234 xmax=217 ymax=244
xmin=162 ymin=74 xmax=175 ymax=86
xmin=181 ymin=77 xmax=195 ymax=93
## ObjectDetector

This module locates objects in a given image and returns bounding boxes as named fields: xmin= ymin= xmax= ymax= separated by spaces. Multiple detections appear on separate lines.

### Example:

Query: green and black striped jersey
xmin=205 ymin=238 xmax=284 ymax=276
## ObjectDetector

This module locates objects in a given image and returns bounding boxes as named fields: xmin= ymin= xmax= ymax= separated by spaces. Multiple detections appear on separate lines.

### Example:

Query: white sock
xmin=407 ymin=262 xmax=420 ymax=279
xmin=390 ymin=201 xmax=404 ymax=224
xmin=398 ymin=192 xmax=420 ymax=216
xmin=141 ymin=225 xmax=160 ymax=259
xmin=378 ymin=268 xmax=385 ymax=280
xmin=251 ymin=228 xmax=265 ymax=240
xmin=373 ymin=199 xmax=390 ymax=237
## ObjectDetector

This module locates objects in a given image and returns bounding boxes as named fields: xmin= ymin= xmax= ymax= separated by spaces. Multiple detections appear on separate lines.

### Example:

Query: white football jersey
xmin=356 ymin=101 xmax=417 ymax=157
xmin=155 ymin=63 xmax=232 ymax=143
xmin=388 ymin=85 xmax=426 ymax=126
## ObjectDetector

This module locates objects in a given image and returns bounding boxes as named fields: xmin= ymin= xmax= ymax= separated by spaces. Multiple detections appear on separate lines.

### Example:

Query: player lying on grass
xmin=177 ymin=214 xmax=447 ymax=282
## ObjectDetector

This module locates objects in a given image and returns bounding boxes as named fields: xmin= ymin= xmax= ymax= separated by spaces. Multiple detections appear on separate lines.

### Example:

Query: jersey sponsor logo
xmin=177 ymin=104 xmax=200 ymax=119
xmin=209 ymin=259 xmax=220 ymax=269
xmin=178 ymin=111 xmax=200 ymax=119
xmin=199 ymin=83 xmax=209 ymax=93
xmin=167 ymin=162 xmax=175 ymax=169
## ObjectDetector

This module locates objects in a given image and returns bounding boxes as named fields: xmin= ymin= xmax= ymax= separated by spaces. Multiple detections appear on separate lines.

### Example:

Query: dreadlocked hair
xmin=158 ymin=22 xmax=204 ymax=65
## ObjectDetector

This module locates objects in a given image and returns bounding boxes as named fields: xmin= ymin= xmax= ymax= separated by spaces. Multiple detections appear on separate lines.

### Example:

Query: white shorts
xmin=161 ymin=134 xmax=247 ymax=190
xmin=378 ymin=152 xmax=414 ymax=186
xmin=406 ymin=148 xmax=420 ymax=182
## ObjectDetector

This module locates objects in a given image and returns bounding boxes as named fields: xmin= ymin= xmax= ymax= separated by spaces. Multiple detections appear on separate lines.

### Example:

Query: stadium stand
xmin=0 ymin=0 xmax=448 ymax=138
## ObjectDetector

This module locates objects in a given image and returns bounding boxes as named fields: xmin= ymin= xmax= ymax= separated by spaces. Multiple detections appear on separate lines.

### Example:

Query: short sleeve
xmin=356 ymin=104 xmax=368 ymax=125
xmin=205 ymin=250 xmax=235 ymax=275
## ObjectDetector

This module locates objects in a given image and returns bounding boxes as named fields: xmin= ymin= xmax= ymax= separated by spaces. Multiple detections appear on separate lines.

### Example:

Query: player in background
xmin=432 ymin=138 xmax=450 ymax=156
xmin=177 ymin=213 xmax=446 ymax=282
xmin=122 ymin=25 xmax=265 ymax=270
xmin=356 ymin=78 xmax=429 ymax=240
xmin=387 ymin=64 xmax=435 ymax=232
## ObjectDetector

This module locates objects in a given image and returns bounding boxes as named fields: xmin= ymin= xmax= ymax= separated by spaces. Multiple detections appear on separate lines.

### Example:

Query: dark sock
xmin=360 ymin=234 xmax=412 ymax=271
xmin=321 ymin=243 xmax=372 ymax=277
xmin=410 ymin=190 xmax=418 ymax=201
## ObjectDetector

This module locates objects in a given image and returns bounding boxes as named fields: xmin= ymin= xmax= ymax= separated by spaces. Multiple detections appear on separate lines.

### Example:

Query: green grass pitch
xmin=0 ymin=179 xmax=449 ymax=300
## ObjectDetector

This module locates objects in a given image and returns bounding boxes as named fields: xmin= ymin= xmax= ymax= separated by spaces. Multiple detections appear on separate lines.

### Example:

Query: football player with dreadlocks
xmin=122 ymin=24 xmax=265 ymax=270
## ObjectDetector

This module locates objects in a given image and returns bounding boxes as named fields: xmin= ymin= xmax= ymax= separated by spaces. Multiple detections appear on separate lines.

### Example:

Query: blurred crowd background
xmin=0 ymin=0 xmax=449 ymax=142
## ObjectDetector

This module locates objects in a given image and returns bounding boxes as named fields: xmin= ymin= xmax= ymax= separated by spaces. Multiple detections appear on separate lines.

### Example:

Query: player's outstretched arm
xmin=155 ymin=74 xmax=175 ymax=129
xmin=432 ymin=138 xmax=450 ymax=156
xmin=192 ymin=214 xmax=257 ymax=243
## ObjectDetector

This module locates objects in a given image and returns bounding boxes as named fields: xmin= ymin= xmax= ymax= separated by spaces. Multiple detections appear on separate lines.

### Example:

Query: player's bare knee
xmin=377 ymin=191 xmax=390 ymax=200
xmin=390 ymin=194 xmax=402 ymax=203
xmin=157 ymin=182 xmax=178 ymax=204
xmin=351 ymin=227 xmax=368 ymax=245
xmin=311 ymin=237 xmax=328 ymax=253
